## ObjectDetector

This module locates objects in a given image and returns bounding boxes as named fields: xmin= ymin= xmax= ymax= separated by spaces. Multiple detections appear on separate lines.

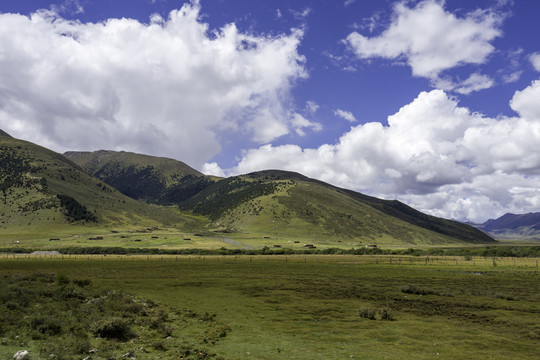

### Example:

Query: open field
xmin=1 ymin=224 xmax=539 ymax=253
xmin=1 ymin=255 xmax=539 ymax=359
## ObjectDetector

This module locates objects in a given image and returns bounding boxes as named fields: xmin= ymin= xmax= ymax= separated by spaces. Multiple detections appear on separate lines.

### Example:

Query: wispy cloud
xmin=305 ymin=101 xmax=320 ymax=114
xmin=334 ymin=109 xmax=357 ymax=122
xmin=290 ymin=7 xmax=311 ymax=20
xmin=52 ymin=0 xmax=84 ymax=15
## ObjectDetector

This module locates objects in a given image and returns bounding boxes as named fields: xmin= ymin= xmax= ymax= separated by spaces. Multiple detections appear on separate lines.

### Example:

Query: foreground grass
xmin=0 ymin=256 xmax=539 ymax=359
xmin=0 ymin=272 xmax=229 ymax=360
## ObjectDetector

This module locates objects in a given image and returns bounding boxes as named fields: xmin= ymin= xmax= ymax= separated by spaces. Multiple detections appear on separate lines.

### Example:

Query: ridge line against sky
xmin=0 ymin=0 xmax=539 ymax=222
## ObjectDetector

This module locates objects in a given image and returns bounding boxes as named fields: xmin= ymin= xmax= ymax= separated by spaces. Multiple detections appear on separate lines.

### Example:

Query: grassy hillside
xmin=64 ymin=150 xmax=214 ymax=204
xmin=178 ymin=170 xmax=494 ymax=245
xmin=0 ymin=132 xmax=204 ymax=241
xmin=64 ymin=151 xmax=494 ymax=246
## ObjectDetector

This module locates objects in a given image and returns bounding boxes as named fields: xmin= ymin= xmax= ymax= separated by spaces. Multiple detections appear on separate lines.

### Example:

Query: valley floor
xmin=0 ymin=255 xmax=539 ymax=359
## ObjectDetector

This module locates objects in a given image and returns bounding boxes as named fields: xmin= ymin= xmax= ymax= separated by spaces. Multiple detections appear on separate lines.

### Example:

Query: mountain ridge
xmin=68 ymin=151 xmax=494 ymax=245
xmin=64 ymin=150 xmax=211 ymax=204
xmin=2 ymin=132 xmax=495 ymax=246
xmin=473 ymin=212 xmax=540 ymax=239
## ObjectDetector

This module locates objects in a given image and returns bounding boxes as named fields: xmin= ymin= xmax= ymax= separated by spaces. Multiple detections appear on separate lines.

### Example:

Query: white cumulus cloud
xmin=202 ymin=162 xmax=225 ymax=177
xmin=346 ymin=0 xmax=503 ymax=92
xmin=229 ymin=80 xmax=540 ymax=222
xmin=0 ymin=1 xmax=308 ymax=169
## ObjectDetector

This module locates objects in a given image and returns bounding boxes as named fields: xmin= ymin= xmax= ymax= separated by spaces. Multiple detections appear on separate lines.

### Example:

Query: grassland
xmin=1 ymin=255 xmax=538 ymax=359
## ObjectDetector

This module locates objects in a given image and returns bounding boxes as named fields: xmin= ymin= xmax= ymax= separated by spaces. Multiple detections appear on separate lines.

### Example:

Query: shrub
xmin=72 ymin=278 xmax=92 ymax=287
xmin=200 ymin=324 xmax=231 ymax=344
xmin=358 ymin=307 xmax=376 ymax=320
xmin=494 ymin=292 xmax=515 ymax=301
xmin=31 ymin=316 xmax=63 ymax=336
xmin=91 ymin=318 xmax=136 ymax=341
xmin=152 ymin=339 xmax=168 ymax=351
xmin=401 ymin=285 xmax=439 ymax=296
xmin=56 ymin=273 xmax=70 ymax=286
xmin=379 ymin=307 xmax=394 ymax=321
xmin=359 ymin=306 xmax=395 ymax=321
xmin=198 ymin=312 xmax=216 ymax=322
xmin=149 ymin=316 xmax=173 ymax=337
xmin=69 ymin=335 xmax=92 ymax=354
xmin=176 ymin=344 xmax=216 ymax=359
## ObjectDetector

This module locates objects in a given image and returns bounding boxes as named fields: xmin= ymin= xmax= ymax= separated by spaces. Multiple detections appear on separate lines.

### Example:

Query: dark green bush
xmin=31 ymin=316 xmax=63 ymax=336
xmin=91 ymin=317 xmax=136 ymax=341
xmin=56 ymin=273 xmax=70 ymax=286
xmin=72 ymin=278 xmax=92 ymax=287
xmin=401 ymin=285 xmax=439 ymax=296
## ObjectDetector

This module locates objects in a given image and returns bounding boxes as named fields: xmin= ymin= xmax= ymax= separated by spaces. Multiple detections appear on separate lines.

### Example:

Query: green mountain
xmin=178 ymin=170 xmax=494 ymax=245
xmin=0 ymin=131 xmax=202 ymax=238
xmin=68 ymin=150 xmax=494 ymax=246
xmin=64 ymin=150 xmax=214 ymax=204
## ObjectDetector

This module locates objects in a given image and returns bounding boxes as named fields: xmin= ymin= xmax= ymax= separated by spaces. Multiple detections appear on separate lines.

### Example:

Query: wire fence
xmin=1 ymin=253 xmax=539 ymax=268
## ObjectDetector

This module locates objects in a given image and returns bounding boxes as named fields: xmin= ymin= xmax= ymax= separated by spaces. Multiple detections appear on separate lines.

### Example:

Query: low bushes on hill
xmin=0 ymin=273 xmax=227 ymax=360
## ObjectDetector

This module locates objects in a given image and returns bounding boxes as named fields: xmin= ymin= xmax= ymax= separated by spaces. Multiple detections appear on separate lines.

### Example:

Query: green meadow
xmin=1 ymin=255 xmax=538 ymax=359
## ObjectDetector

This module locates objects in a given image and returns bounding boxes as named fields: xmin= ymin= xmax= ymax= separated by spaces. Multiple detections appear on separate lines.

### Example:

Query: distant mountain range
xmin=1 ymin=129 xmax=494 ymax=245
xmin=471 ymin=213 xmax=540 ymax=240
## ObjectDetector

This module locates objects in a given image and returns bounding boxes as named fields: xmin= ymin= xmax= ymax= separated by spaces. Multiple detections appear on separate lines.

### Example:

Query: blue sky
xmin=1 ymin=0 xmax=540 ymax=222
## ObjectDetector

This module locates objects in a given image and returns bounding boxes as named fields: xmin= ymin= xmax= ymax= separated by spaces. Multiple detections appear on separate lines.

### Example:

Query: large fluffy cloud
xmin=0 ymin=1 xmax=311 ymax=167
xmin=224 ymin=80 xmax=540 ymax=222
xmin=346 ymin=0 xmax=503 ymax=92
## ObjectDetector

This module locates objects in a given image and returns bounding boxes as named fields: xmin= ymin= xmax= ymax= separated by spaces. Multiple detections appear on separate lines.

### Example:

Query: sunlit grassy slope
xmin=183 ymin=170 xmax=494 ymax=245
xmin=0 ymin=131 xmax=204 ymax=239
xmin=67 ymin=148 xmax=494 ymax=246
